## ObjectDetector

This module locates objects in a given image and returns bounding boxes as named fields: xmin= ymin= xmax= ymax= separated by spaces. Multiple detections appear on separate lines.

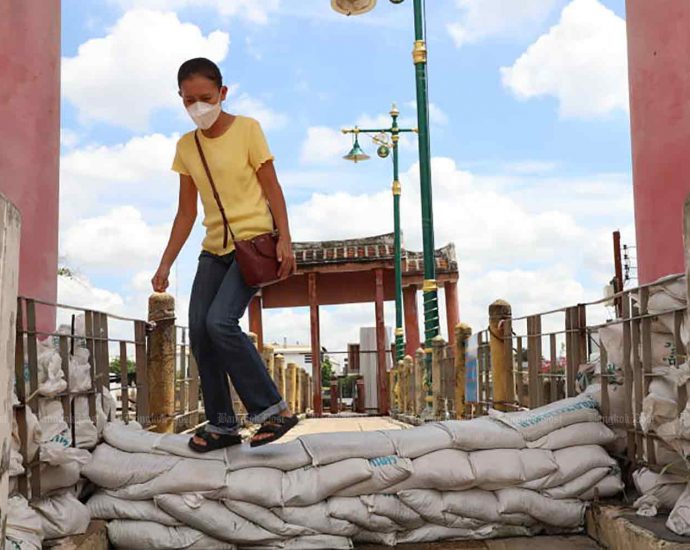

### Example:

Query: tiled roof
xmin=293 ymin=233 xmax=458 ymax=274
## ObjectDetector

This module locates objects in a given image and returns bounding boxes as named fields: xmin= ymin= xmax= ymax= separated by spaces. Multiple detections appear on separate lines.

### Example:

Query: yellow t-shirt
xmin=171 ymin=115 xmax=275 ymax=255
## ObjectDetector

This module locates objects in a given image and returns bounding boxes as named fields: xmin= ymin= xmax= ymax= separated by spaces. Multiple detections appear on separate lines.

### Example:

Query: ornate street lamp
xmin=331 ymin=0 xmax=438 ymax=412
xmin=342 ymin=105 xmax=417 ymax=365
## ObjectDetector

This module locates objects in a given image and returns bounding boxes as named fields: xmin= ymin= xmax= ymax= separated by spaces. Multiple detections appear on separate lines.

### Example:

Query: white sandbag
xmin=640 ymin=393 xmax=678 ymax=433
xmin=74 ymin=390 xmax=112 ymax=449
xmin=334 ymin=455 xmax=413 ymax=497
xmin=496 ymin=488 xmax=586 ymax=528
xmin=667 ymin=484 xmax=690 ymax=536
xmin=40 ymin=443 xmax=90 ymax=468
xmin=395 ymin=523 xmax=532 ymax=544
xmin=442 ymin=416 xmax=526 ymax=451
xmin=489 ymin=394 xmax=600 ymax=442
xmin=103 ymin=421 xmax=166 ymax=455
xmin=153 ymin=432 xmax=225 ymax=462
xmin=225 ymin=439 xmax=312 ymax=471
xmin=69 ymin=347 xmax=92 ymax=392
xmin=522 ymin=445 xmax=616 ymax=490
xmin=155 ymin=494 xmax=280 ymax=545
xmin=327 ymin=497 xmax=402 ymax=532
xmin=579 ymin=474 xmax=624 ymax=500
xmin=41 ymin=462 xmax=81 ymax=495
xmin=82 ymin=444 xmax=179 ymax=489
xmin=385 ymin=449 xmax=474 ymax=492
xmin=36 ymin=340 xmax=67 ymax=397
xmin=5 ymin=495 xmax=43 ymax=550
xmin=599 ymin=323 xmax=677 ymax=370
xmin=87 ymin=492 xmax=181 ymax=526
xmin=527 ymin=422 xmax=616 ymax=450
xmin=441 ymin=489 xmax=534 ymax=526
xmin=283 ymin=458 xmax=373 ymax=506
xmin=385 ymin=423 xmax=453 ymax=458
xmin=298 ymin=431 xmax=395 ymax=466
xmin=359 ymin=494 xmax=425 ymax=529
xmin=216 ymin=468 xmax=283 ymax=508
xmin=396 ymin=489 xmax=482 ymax=528
xmin=37 ymin=398 xmax=70 ymax=447
xmin=633 ymin=468 xmax=686 ymax=511
xmin=273 ymin=503 xmax=359 ymax=537
xmin=238 ymin=535 xmax=353 ymax=550
xmin=107 ymin=520 xmax=236 ymax=549
xmin=32 ymin=492 xmax=89 ymax=540
xmin=542 ymin=467 xmax=610 ymax=499
xmin=470 ymin=449 xmax=556 ymax=490
xmin=12 ymin=400 xmax=40 ymax=463
xmin=223 ymin=500 xmax=315 ymax=537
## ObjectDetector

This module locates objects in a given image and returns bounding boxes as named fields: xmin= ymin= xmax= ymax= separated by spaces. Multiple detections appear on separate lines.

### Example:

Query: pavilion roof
xmin=293 ymin=233 xmax=458 ymax=274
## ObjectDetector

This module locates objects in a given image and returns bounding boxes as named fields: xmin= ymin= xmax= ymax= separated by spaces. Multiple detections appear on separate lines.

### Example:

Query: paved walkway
xmin=278 ymin=414 xmax=408 ymax=441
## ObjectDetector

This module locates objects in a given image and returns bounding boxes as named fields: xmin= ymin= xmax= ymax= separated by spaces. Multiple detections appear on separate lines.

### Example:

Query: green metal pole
xmin=391 ymin=107 xmax=405 ymax=363
xmin=412 ymin=0 xmax=439 ymax=404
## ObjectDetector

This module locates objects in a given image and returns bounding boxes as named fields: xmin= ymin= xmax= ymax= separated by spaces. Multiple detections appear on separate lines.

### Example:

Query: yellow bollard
xmin=148 ymin=293 xmax=176 ymax=433
xmin=455 ymin=323 xmax=472 ymax=419
xmin=489 ymin=300 xmax=513 ymax=412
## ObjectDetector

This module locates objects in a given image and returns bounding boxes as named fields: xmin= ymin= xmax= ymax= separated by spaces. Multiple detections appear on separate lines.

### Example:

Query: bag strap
xmin=194 ymin=130 xmax=235 ymax=249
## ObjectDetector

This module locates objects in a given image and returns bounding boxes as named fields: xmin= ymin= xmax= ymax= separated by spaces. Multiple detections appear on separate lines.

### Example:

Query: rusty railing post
xmin=431 ymin=335 xmax=446 ymax=418
xmin=147 ymin=293 xmax=176 ymax=433
xmin=414 ymin=347 xmax=426 ymax=415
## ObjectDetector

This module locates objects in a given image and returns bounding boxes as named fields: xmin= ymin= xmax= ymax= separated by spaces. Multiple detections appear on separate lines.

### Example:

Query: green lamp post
xmin=332 ymin=0 xmax=439 ymax=407
xmin=342 ymin=104 xmax=417 ymax=363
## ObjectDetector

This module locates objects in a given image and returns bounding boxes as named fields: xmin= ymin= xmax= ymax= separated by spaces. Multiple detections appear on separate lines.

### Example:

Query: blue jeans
xmin=189 ymin=250 xmax=287 ymax=435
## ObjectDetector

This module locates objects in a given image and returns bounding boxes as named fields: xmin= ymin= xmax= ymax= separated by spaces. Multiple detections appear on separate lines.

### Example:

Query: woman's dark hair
xmin=177 ymin=57 xmax=223 ymax=89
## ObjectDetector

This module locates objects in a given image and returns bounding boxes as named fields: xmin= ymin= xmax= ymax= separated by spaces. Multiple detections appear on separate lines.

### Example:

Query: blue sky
xmin=58 ymin=0 xmax=634 ymax=351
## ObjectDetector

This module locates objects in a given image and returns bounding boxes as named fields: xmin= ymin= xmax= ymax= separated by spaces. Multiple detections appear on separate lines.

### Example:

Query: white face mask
xmin=186 ymin=99 xmax=222 ymax=130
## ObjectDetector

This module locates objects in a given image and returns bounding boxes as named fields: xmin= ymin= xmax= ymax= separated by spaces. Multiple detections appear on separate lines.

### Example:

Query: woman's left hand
xmin=276 ymin=236 xmax=296 ymax=279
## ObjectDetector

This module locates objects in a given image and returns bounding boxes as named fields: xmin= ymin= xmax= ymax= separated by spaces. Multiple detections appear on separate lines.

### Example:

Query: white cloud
xmin=62 ymin=9 xmax=230 ymax=131
xmin=447 ymin=0 xmax=559 ymax=47
xmin=111 ymin=0 xmax=280 ymax=24
xmin=300 ymin=127 xmax=350 ymax=165
xmin=500 ymin=0 xmax=628 ymax=118
xmin=61 ymin=206 xmax=170 ymax=270
xmin=229 ymin=90 xmax=289 ymax=131
xmin=58 ymin=273 xmax=125 ymax=314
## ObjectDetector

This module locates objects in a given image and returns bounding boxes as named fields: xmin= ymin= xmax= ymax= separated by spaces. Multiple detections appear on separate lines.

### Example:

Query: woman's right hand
xmin=151 ymin=263 xmax=171 ymax=293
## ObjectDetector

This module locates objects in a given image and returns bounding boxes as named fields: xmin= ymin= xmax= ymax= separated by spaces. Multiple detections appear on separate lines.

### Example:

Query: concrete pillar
xmin=0 ymin=195 xmax=20 ymax=538
xmin=403 ymin=285 xmax=421 ymax=357
xmin=308 ymin=273 xmax=322 ymax=416
xmin=414 ymin=348 xmax=426 ymax=415
xmin=374 ymin=269 xmax=388 ymax=414
xmin=275 ymin=354 xmax=286 ymax=397
xmin=431 ymin=335 xmax=446 ymax=418
xmin=0 ymin=1 xmax=61 ymax=335
xmin=444 ymin=281 xmax=459 ymax=347
xmin=286 ymin=362 xmax=298 ymax=412
xmin=262 ymin=343 xmax=275 ymax=380
xmin=148 ymin=293 xmax=176 ymax=433
xmin=627 ymin=0 xmax=690 ymax=282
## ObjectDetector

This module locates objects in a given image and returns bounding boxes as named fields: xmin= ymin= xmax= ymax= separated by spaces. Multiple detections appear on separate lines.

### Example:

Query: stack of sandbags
xmin=83 ymin=394 xmax=622 ymax=549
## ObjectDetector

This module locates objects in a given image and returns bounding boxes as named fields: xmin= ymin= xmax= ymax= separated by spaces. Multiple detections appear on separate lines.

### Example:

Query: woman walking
xmin=152 ymin=57 xmax=298 ymax=452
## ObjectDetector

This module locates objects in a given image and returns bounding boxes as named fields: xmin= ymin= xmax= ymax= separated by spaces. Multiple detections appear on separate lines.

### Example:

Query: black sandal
xmin=250 ymin=414 xmax=299 ymax=448
xmin=188 ymin=426 xmax=242 ymax=453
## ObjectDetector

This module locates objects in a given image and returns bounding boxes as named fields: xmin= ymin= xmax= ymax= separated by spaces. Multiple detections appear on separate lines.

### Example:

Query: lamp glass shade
xmin=343 ymin=137 xmax=370 ymax=162
xmin=331 ymin=0 xmax=377 ymax=16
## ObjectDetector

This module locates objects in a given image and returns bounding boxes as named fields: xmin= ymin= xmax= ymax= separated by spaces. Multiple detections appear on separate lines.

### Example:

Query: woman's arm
xmin=152 ymin=175 xmax=198 ymax=292
xmin=257 ymin=160 xmax=296 ymax=279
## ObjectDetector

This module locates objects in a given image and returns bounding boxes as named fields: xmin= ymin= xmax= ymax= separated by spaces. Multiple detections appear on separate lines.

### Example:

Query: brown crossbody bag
xmin=194 ymin=130 xmax=280 ymax=288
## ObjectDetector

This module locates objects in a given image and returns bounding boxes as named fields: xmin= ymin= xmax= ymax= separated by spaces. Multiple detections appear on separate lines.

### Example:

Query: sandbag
xmin=579 ymin=474 xmax=624 ymax=500
xmin=298 ymin=431 xmax=396 ymax=466
xmin=103 ymin=421 xmax=168 ymax=455
xmin=633 ymin=468 xmax=686 ymax=512
xmin=526 ymin=422 xmax=616 ymax=450
xmin=283 ymin=458 xmax=373 ymax=506
xmin=395 ymin=523 xmax=532 ymax=544
xmin=334 ymin=455 xmax=412 ymax=497
xmin=352 ymin=529 xmax=397 ymax=546
xmin=37 ymin=398 xmax=70 ymax=447
xmin=359 ymin=494 xmax=425 ymax=529
xmin=384 ymin=423 xmax=453 ymax=458
xmin=396 ymin=489 xmax=482 ymax=528
xmin=470 ymin=449 xmax=557 ymax=490
xmin=225 ymin=439 xmax=312 ymax=471
xmin=441 ymin=417 xmax=525 ymax=451
xmin=106 ymin=520 xmax=236 ymax=549
xmin=82 ymin=444 xmax=179 ymax=489
xmin=273 ymin=503 xmax=359 ymax=537
xmin=385 ymin=449 xmax=474 ymax=492
xmin=223 ymin=500 xmax=315 ymax=537
xmin=41 ymin=462 xmax=81 ymax=495
xmin=5 ymin=495 xmax=43 ymax=550
xmin=441 ymin=489 xmax=534 ymax=526
xmin=667 ymin=484 xmax=690 ymax=536
xmin=496 ymin=488 xmax=586 ymax=528
xmin=32 ymin=492 xmax=89 ymax=539
xmin=87 ymin=492 xmax=181 ymax=526
xmin=36 ymin=339 xmax=68 ymax=397
xmin=327 ymin=496 xmax=402 ymax=532
xmin=489 ymin=394 xmax=600 ymax=442
xmin=216 ymin=468 xmax=283 ymax=508
xmin=153 ymin=432 xmax=226 ymax=462
xmin=155 ymin=494 xmax=280 ymax=545
xmin=542 ymin=467 xmax=610 ymax=499
xmin=521 ymin=445 xmax=616 ymax=490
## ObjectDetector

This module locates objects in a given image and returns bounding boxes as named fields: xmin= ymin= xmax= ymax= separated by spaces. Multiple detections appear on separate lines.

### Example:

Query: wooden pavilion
xmin=248 ymin=233 xmax=459 ymax=416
